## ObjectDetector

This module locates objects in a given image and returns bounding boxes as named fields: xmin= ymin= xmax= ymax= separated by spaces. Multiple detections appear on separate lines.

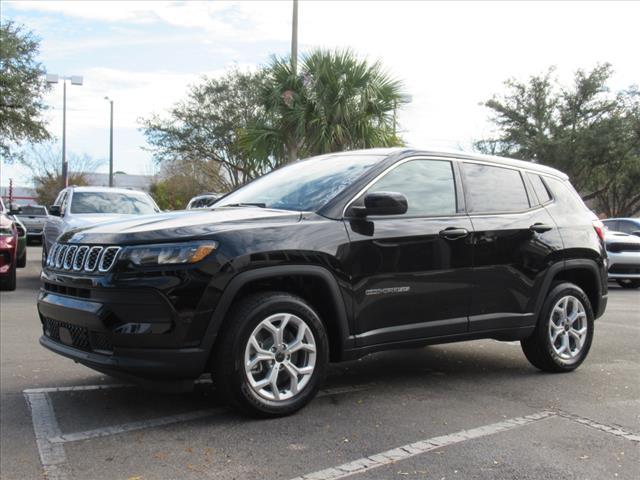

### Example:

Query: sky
xmin=2 ymin=0 xmax=639 ymax=187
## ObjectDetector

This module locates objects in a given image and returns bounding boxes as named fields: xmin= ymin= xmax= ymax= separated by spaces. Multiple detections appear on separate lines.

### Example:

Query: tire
xmin=213 ymin=291 xmax=329 ymax=418
xmin=616 ymin=279 xmax=640 ymax=289
xmin=521 ymin=282 xmax=594 ymax=373
xmin=17 ymin=249 xmax=26 ymax=268
xmin=0 ymin=264 xmax=17 ymax=291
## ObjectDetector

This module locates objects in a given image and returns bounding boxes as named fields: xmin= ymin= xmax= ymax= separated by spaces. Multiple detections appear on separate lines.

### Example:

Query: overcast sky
xmin=2 ymin=0 xmax=639 ymax=186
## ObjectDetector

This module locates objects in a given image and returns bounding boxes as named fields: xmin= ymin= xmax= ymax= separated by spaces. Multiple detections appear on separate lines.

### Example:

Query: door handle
xmin=439 ymin=227 xmax=469 ymax=240
xmin=529 ymin=223 xmax=553 ymax=233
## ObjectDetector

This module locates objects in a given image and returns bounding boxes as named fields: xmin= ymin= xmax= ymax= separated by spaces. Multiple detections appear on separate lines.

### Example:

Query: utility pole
xmin=105 ymin=97 xmax=114 ymax=187
xmin=291 ymin=0 xmax=298 ymax=75
xmin=46 ymin=74 xmax=83 ymax=189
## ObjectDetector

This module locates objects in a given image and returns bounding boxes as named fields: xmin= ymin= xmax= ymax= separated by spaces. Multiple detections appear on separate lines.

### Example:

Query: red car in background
xmin=0 ymin=212 xmax=18 ymax=291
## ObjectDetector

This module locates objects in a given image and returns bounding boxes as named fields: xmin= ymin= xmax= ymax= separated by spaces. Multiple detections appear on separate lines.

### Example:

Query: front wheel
xmin=521 ymin=282 xmax=594 ymax=372
xmin=213 ymin=292 xmax=329 ymax=417
xmin=616 ymin=279 xmax=640 ymax=289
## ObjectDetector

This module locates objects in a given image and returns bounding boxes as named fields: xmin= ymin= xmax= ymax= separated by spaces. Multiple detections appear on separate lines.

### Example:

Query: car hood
xmin=605 ymin=231 xmax=640 ymax=245
xmin=59 ymin=207 xmax=302 ymax=245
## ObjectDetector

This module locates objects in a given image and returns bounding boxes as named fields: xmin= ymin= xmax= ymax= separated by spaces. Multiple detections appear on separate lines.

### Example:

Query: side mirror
xmin=349 ymin=191 xmax=408 ymax=217
xmin=632 ymin=230 xmax=640 ymax=237
xmin=9 ymin=207 xmax=21 ymax=215
xmin=49 ymin=205 xmax=61 ymax=217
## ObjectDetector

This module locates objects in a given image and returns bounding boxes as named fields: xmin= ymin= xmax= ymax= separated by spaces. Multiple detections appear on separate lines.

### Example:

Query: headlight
xmin=121 ymin=241 xmax=218 ymax=266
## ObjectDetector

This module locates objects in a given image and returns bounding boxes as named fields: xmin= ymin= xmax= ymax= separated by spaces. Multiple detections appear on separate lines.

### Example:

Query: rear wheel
xmin=521 ymin=282 xmax=594 ymax=372
xmin=616 ymin=279 xmax=640 ymax=289
xmin=213 ymin=292 xmax=329 ymax=417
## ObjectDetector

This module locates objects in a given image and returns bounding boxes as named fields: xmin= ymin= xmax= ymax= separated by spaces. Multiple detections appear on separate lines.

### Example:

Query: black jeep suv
xmin=38 ymin=148 xmax=608 ymax=416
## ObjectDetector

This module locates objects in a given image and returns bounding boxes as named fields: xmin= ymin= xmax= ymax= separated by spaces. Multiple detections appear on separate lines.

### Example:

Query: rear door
xmin=344 ymin=157 xmax=474 ymax=346
xmin=461 ymin=163 xmax=563 ymax=332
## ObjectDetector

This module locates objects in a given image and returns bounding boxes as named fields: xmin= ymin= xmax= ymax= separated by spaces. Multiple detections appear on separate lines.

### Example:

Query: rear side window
xmin=528 ymin=173 xmax=552 ymax=204
xmin=463 ymin=163 xmax=530 ymax=213
xmin=366 ymin=160 xmax=457 ymax=216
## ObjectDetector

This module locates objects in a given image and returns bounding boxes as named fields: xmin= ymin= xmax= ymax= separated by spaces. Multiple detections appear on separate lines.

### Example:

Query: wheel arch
xmin=201 ymin=266 xmax=352 ymax=363
xmin=539 ymin=259 xmax=606 ymax=320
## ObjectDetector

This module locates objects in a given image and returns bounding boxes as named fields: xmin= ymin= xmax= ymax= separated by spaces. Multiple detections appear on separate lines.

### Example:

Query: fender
xmin=199 ymin=265 xmax=353 ymax=360
xmin=534 ymin=258 xmax=607 ymax=321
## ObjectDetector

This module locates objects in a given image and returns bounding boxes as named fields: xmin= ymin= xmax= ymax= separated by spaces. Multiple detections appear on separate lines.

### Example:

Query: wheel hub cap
xmin=244 ymin=313 xmax=317 ymax=402
xmin=548 ymin=295 xmax=588 ymax=360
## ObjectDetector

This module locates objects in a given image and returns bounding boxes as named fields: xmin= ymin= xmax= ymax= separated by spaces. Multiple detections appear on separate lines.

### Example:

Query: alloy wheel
xmin=548 ymin=295 xmax=588 ymax=360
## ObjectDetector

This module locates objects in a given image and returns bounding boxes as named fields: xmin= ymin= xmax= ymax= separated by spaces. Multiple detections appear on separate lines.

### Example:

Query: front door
xmin=343 ymin=158 xmax=474 ymax=347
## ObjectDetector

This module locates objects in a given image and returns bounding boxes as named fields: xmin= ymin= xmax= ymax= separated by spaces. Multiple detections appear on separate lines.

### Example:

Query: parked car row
xmin=603 ymin=218 xmax=640 ymax=289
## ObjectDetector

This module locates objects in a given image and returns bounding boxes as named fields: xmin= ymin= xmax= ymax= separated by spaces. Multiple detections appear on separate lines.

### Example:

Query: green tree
xmin=244 ymin=49 xmax=406 ymax=165
xmin=0 ymin=21 xmax=51 ymax=162
xmin=141 ymin=68 xmax=273 ymax=191
xmin=476 ymin=64 xmax=640 ymax=216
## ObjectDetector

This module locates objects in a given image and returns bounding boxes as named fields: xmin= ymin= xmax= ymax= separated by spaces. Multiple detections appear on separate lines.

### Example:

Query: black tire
xmin=521 ymin=282 xmax=594 ymax=373
xmin=0 ymin=264 xmax=17 ymax=291
xmin=616 ymin=279 xmax=640 ymax=289
xmin=213 ymin=291 xmax=329 ymax=418
xmin=17 ymin=249 xmax=26 ymax=268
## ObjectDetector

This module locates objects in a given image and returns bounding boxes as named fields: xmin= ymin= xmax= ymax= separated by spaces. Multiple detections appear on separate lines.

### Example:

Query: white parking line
xmin=24 ymin=392 xmax=69 ymax=480
xmin=289 ymin=411 xmax=556 ymax=480
xmin=556 ymin=410 xmax=640 ymax=443
xmin=23 ymin=383 xmax=131 ymax=394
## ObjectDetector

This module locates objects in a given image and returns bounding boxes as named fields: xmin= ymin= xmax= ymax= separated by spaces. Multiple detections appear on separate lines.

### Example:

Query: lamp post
xmin=104 ymin=97 xmax=114 ymax=187
xmin=46 ymin=74 xmax=83 ymax=189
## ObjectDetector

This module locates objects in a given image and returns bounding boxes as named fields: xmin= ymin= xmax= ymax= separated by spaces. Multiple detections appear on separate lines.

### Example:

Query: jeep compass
xmin=38 ymin=148 xmax=608 ymax=417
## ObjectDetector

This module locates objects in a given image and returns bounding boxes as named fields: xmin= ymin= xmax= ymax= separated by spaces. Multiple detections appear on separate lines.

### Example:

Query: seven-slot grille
xmin=46 ymin=243 xmax=121 ymax=273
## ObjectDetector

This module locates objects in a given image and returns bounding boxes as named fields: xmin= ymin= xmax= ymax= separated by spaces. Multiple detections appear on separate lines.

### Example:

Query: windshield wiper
xmin=219 ymin=203 xmax=266 ymax=208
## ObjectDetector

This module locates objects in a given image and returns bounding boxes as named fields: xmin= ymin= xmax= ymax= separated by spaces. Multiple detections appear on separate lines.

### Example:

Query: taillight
xmin=593 ymin=220 xmax=605 ymax=242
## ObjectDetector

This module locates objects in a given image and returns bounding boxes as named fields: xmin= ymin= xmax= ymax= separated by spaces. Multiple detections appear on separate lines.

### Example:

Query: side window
xmin=463 ymin=163 xmax=530 ymax=213
xmin=618 ymin=221 xmax=636 ymax=234
xmin=365 ymin=160 xmax=457 ymax=216
xmin=528 ymin=173 xmax=552 ymax=204
xmin=60 ymin=192 xmax=69 ymax=213
xmin=54 ymin=191 xmax=66 ymax=206
xmin=602 ymin=220 xmax=618 ymax=232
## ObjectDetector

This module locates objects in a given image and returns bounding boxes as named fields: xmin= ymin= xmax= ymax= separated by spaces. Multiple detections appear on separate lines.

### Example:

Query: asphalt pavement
xmin=1 ymin=245 xmax=638 ymax=480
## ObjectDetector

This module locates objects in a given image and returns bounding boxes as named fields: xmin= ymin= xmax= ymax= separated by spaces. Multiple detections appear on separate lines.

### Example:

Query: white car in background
xmin=604 ymin=228 xmax=640 ymax=289
xmin=43 ymin=186 xmax=160 ymax=262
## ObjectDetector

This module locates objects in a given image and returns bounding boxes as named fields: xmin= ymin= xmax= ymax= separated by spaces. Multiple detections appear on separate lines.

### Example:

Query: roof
xmin=67 ymin=186 xmax=150 ymax=195
xmin=316 ymin=147 xmax=568 ymax=179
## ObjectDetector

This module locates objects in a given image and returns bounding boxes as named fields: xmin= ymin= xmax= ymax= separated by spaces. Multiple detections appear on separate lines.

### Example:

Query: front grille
xmin=43 ymin=318 xmax=113 ymax=354
xmin=607 ymin=242 xmax=640 ymax=253
xmin=43 ymin=318 xmax=91 ymax=352
xmin=609 ymin=264 xmax=640 ymax=275
xmin=46 ymin=243 xmax=121 ymax=273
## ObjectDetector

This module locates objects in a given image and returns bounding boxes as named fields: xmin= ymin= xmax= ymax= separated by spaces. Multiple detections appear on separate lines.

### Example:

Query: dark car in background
xmin=0 ymin=212 xmax=18 ymax=291
xmin=15 ymin=205 xmax=49 ymax=243
xmin=37 ymin=148 xmax=608 ymax=417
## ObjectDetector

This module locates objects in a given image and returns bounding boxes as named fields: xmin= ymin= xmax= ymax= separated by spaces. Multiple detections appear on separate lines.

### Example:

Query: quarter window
xmin=528 ymin=173 xmax=552 ymax=204
xmin=463 ymin=163 xmax=530 ymax=213
xmin=365 ymin=160 xmax=457 ymax=216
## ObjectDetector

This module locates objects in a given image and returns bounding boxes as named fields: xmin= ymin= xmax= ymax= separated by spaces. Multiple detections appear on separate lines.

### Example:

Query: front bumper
xmin=37 ymin=267 xmax=217 ymax=380
xmin=607 ymin=250 xmax=640 ymax=279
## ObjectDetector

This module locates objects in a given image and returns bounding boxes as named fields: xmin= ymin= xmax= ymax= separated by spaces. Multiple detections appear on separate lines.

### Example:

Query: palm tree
xmin=243 ymin=49 xmax=407 ymax=165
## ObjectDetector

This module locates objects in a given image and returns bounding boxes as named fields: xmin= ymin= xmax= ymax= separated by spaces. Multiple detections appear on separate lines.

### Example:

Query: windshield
xmin=70 ymin=192 xmax=158 ymax=215
xmin=20 ymin=206 xmax=47 ymax=215
xmin=216 ymin=154 xmax=383 ymax=211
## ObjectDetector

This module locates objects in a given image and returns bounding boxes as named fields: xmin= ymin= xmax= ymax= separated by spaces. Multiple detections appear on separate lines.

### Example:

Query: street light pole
xmin=104 ymin=97 xmax=114 ymax=187
xmin=291 ymin=0 xmax=298 ymax=74
xmin=46 ymin=74 xmax=83 ymax=189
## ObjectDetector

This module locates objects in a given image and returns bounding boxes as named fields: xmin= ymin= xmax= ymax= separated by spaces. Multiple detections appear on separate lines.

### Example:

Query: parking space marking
xmin=24 ymin=391 xmax=69 ymax=480
xmin=23 ymin=381 xmax=374 ymax=479
xmin=48 ymin=408 xmax=225 ymax=444
xmin=289 ymin=411 xmax=556 ymax=480
xmin=556 ymin=410 xmax=640 ymax=443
